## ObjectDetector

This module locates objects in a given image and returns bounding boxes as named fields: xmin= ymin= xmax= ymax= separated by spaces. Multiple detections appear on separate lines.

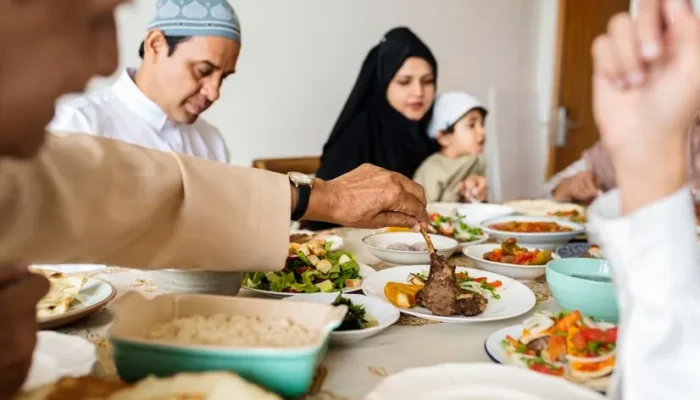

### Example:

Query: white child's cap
xmin=428 ymin=91 xmax=487 ymax=138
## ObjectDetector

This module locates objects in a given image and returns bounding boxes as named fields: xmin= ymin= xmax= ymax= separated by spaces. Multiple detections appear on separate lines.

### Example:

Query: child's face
xmin=439 ymin=110 xmax=486 ymax=155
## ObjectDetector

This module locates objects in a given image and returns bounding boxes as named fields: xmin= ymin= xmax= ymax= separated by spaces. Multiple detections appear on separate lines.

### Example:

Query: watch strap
xmin=292 ymin=184 xmax=311 ymax=221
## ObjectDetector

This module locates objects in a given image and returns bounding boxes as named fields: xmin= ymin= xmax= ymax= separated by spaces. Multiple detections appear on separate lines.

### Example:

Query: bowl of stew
xmin=480 ymin=215 xmax=585 ymax=250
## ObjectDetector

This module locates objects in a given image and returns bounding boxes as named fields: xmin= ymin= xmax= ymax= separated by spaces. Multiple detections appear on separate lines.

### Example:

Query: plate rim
xmin=361 ymin=265 xmax=536 ymax=323
xmin=463 ymin=244 xmax=560 ymax=270
xmin=37 ymin=277 xmax=117 ymax=327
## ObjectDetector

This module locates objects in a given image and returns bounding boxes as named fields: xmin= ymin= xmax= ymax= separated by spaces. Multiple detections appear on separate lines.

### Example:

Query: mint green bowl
xmin=108 ymin=292 xmax=346 ymax=398
xmin=546 ymin=258 xmax=619 ymax=322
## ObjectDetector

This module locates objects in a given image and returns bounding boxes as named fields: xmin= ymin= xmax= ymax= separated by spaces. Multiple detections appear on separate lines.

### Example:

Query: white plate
xmin=484 ymin=325 xmax=612 ymax=393
xmin=480 ymin=215 xmax=585 ymax=250
xmin=362 ymin=232 xmax=458 ymax=265
xmin=362 ymin=265 xmax=535 ymax=323
xmin=505 ymin=199 xmax=586 ymax=217
xmin=464 ymin=244 xmax=560 ymax=281
xmin=37 ymin=277 xmax=116 ymax=329
xmin=364 ymin=363 xmax=605 ymax=400
xmin=454 ymin=232 xmax=490 ymax=250
xmin=243 ymin=263 xmax=376 ymax=298
xmin=283 ymin=293 xmax=400 ymax=345
xmin=484 ymin=324 xmax=522 ymax=365
xmin=22 ymin=331 xmax=97 ymax=392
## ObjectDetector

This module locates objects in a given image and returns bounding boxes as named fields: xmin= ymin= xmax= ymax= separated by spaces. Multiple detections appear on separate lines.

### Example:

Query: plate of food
xmin=362 ymin=264 xmax=535 ymax=323
xmin=428 ymin=212 xmax=489 ymax=248
xmin=31 ymin=268 xmax=116 ymax=330
xmin=464 ymin=238 xmax=559 ymax=280
xmin=484 ymin=310 xmax=616 ymax=392
xmin=242 ymin=239 xmax=375 ymax=298
xmin=505 ymin=199 xmax=586 ymax=217
xmin=556 ymin=243 xmax=604 ymax=259
xmin=481 ymin=216 xmax=585 ymax=250
xmin=283 ymin=292 xmax=400 ymax=345
xmin=364 ymin=363 xmax=605 ymax=400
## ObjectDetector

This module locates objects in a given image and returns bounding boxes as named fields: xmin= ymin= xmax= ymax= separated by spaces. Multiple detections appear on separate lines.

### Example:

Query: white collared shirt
xmin=47 ymin=68 xmax=229 ymax=163
xmin=588 ymin=187 xmax=700 ymax=400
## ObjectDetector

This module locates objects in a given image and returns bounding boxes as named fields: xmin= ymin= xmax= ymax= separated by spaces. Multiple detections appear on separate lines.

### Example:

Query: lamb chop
xmin=415 ymin=228 xmax=488 ymax=317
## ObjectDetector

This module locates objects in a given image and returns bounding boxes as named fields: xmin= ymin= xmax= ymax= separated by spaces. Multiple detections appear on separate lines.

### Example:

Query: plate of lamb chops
xmin=361 ymin=229 xmax=536 ymax=323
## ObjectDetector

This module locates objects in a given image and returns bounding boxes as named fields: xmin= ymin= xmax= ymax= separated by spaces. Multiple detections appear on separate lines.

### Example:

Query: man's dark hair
xmin=138 ymin=35 xmax=191 ymax=59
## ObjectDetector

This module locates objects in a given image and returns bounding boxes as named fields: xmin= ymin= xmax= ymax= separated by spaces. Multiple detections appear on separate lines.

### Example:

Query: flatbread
xmin=30 ymin=269 xmax=88 ymax=319
xmin=107 ymin=372 xmax=282 ymax=400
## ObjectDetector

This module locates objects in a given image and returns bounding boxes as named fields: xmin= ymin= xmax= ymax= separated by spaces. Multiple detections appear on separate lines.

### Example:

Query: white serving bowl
xmin=463 ymin=244 xmax=560 ymax=281
xmin=362 ymin=232 xmax=459 ymax=265
xmin=150 ymin=270 xmax=242 ymax=296
xmin=480 ymin=215 xmax=585 ymax=250
xmin=455 ymin=204 xmax=516 ymax=227
xmin=283 ymin=293 xmax=399 ymax=345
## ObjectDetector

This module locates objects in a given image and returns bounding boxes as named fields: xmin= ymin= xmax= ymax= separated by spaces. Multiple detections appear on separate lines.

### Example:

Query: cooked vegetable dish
xmin=483 ymin=238 xmax=553 ymax=265
xmin=488 ymin=221 xmax=573 ymax=233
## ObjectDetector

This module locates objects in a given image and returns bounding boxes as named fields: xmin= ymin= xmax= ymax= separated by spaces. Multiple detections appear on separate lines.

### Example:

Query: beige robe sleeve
xmin=0 ymin=134 xmax=290 ymax=271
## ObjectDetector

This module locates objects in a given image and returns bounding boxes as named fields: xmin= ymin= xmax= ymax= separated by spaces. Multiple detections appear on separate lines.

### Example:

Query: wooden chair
xmin=251 ymin=156 xmax=320 ymax=175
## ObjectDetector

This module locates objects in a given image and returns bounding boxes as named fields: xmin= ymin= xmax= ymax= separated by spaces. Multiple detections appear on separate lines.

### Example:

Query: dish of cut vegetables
xmin=429 ymin=213 xmax=488 ymax=245
xmin=243 ymin=239 xmax=375 ymax=298
xmin=484 ymin=310 xmax=617 ymax=391
xmin=483 ymin=238 xmax=554 ymax=266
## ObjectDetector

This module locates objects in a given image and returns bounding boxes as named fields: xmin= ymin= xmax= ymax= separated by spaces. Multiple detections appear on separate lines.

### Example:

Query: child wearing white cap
xmin=414 ymin=91 xmax=488 ymax=202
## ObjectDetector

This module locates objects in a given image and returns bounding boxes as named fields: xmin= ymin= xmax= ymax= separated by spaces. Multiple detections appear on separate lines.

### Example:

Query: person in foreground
xmin=0 ymin=0 xmax=429 ymax=397
xmin=48 ymin=0 xmax=239 ymax=162
xmin=413 ymin=91 xmax=489 ymax=203
xmin=587 ymin=0 xmax=700 ymax=398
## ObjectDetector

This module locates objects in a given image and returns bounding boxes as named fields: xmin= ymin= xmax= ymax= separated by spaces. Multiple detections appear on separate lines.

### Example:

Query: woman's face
xmin=386 ymin=57 xmax=435 ymax=121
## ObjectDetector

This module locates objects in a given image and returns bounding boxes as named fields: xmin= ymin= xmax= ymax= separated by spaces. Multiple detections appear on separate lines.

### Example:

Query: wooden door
xmin=546 ymin=0 xmax=631 ymax=178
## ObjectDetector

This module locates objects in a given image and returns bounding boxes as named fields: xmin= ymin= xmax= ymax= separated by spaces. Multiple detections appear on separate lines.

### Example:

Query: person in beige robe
xmin=0 ymin=1 xmax=429 ymax=396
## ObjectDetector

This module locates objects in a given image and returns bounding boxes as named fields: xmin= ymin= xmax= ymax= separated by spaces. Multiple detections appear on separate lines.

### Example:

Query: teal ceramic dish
xmin=546 ymin=258 xmax=619 ymax=322
xmin=108 ymin=292 xmax=346 ymax=398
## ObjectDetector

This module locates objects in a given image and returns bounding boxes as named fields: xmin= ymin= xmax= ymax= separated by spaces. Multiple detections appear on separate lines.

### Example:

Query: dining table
xmin=55 ymin=228 xmax=562 ymax=400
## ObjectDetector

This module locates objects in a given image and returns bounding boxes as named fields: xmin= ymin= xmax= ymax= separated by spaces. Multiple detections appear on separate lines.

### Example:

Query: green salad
xmin=429 ymin=213 xmax=483 ymax=242
xmin=243 ymin=239 xmax=362 ymax=294
xmin=332 ymin=293 xmax=377 ymax=331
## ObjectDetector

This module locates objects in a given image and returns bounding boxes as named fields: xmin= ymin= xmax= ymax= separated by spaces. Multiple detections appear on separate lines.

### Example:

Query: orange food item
xmin=384 ymin=282 xmax=423 ymax=308
xmin=385 ymin=227 xmax=412 ymax=232
xmin=489 ymin=221 xmax=573 ymax=233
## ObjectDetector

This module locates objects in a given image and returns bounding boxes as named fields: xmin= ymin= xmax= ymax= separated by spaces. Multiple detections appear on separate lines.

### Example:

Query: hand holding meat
xmin=0 ymin=264 xmax=49 ymax=399
xmin=306 ymin=164 xmax=429 ymax=229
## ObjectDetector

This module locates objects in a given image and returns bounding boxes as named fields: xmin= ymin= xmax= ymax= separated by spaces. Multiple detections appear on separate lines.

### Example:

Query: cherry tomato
xmin=601 ymin=327 xmax=618 ymax=343
xmin=429 ymin=213 xmax=441 ymax=222
xmin=572 ymin=333 xmax=587 ymax=351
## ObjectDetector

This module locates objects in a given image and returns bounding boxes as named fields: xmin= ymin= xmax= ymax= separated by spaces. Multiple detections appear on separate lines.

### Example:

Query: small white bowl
xmin=362 ymin=232 xmax=459 ymax=265
xmin=455 ymin=204 xmax=516 ymax=227
xmin=480 ymin=215 xmax=585 ymax=250
xmin=283 ymin=293 xmax=399 ymax=345
xmin=463 ymin=243 xmax=560 ymax=281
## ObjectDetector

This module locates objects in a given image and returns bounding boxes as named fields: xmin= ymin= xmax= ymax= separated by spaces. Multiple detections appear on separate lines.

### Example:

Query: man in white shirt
xmin=47 ymin=0 xmax=240 ymax=163
xmin=587 ymin=0 xmax=700 ymax=398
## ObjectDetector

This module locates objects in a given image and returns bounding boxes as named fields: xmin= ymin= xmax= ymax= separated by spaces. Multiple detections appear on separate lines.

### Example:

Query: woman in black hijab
xmin=315 ymin=27 xmax=439 ymax=181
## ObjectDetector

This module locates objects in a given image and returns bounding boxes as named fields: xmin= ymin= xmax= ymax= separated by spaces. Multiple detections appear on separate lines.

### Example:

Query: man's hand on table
xmin=303 ymin=164 xmax=429 ymax=230
xmin=0 ymin=264 xmax=49 ymax=399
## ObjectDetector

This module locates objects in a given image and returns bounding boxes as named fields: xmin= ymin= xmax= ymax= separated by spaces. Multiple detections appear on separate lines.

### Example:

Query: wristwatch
xmin=288 ymin=172 xmax=314 ymax=221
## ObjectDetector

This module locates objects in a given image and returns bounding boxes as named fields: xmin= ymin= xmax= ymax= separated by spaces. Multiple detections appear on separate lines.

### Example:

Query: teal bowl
xmin=108 ymin=292 xmax=346 ymax=399
xmin=546 ymin=258 xmax=619 ymax=322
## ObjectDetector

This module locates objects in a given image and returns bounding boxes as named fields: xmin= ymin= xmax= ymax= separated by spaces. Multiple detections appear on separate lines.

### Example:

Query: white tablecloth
xmin=56 ymin=228 xmax=558 ymax=400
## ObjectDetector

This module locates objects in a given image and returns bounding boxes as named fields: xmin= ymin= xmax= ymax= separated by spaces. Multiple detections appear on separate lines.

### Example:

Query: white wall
xmin=71 ymin=0 xmax=554 ymax=201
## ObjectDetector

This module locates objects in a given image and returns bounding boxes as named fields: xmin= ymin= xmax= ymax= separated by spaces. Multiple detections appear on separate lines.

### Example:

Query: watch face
xmin=289 ymin=172 xmax=313 ymax=186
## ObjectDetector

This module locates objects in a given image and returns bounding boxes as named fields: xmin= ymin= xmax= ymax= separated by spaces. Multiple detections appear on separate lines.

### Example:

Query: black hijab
xmin=315 ymin=27 xmax=439 ymax=181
